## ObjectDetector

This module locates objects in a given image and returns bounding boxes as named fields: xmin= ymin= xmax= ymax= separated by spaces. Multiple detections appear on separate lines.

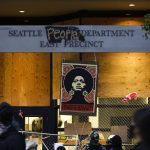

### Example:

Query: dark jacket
xmin=0 ymin=126 xmax=26 ymax=150
xmin=83 ymin=142 xmax=106 ymax=150
xmin=106 ymin=146 xmax=123 ymax=150
xmin=134 ymin=142 xmax=150 ymax=150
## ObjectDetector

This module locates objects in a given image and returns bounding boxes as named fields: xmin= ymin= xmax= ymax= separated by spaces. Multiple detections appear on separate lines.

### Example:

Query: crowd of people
xmin=0 ymin=102 xmax=150 ymax=150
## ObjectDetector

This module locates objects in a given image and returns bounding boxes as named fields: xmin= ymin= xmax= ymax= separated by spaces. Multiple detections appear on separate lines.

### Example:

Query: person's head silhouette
xmin=56 ymin=146 xmax=66 ymax=150
xmin=134 ymin=107 xmax=150 ymax=143
xmin=107 ymin=135 xmax=123 ymax=150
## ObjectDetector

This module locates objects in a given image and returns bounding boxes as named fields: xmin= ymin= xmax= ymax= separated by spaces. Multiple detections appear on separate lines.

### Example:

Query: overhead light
xmin=19 ymin=10 xmax=25 ymax=13
xmin=129 ymin=4 xmax=135 ymax=7
xmin=125 ymin=13 xmax=131 ymax=16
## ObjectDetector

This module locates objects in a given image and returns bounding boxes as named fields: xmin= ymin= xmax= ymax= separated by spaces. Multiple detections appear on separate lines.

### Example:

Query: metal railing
xmin=20 ymin=131 xmax=78 ymax=150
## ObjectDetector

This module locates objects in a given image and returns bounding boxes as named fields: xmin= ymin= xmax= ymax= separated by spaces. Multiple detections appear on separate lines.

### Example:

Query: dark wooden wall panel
xmin=81 ymin=17 xmax=144 ymax=25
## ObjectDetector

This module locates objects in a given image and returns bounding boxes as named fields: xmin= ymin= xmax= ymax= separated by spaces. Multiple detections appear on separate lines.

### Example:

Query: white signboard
xmin=0 ymin=25 xmax=149 ymax=52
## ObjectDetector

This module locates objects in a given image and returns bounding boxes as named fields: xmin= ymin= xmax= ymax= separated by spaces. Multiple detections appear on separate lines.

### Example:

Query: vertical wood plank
xmin=2 ymin=53 xmax=50 ymax=106
xmin=82 ymin=52 xmax=150 ymax=97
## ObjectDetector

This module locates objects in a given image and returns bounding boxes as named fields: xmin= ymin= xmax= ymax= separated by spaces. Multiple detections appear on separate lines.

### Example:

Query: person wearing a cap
xmin=0 ymin=102 xmax=26 ymax=150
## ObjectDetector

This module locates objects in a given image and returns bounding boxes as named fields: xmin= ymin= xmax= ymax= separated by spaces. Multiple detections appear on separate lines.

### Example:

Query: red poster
xmin=60 ymin=61 xmax=97 ymax=115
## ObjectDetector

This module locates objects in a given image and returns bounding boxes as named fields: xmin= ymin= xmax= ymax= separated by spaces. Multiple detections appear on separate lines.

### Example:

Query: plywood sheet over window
xmin=0 ymin=53 xmax=4 ymax=97
xmin=82 ymin=53 xmax=150 ymax=98
xmin=2 ymin=53 xmax=50 ymax=106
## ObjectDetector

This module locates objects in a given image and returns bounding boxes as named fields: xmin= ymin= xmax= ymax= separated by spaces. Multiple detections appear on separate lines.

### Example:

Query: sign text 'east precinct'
xmin=0 ymin=25 xmax=149 ymax=52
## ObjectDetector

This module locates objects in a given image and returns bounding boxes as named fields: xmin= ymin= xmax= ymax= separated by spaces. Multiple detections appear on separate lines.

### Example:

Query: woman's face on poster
xmin=72 ymin=76 xmax=86 ymax=91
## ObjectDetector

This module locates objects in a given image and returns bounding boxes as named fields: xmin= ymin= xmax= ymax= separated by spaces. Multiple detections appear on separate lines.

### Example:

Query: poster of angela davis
xmin=60 ymin=61 xmax=98 ymax=115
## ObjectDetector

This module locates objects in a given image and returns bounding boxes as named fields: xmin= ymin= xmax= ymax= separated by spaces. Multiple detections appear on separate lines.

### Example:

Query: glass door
xmin=25 ymin=117 xmax=43 ymax=150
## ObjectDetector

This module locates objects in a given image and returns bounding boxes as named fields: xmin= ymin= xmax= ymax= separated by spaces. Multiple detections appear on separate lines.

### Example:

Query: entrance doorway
xmin=13 ymin=106 xmax=57 ymax=150
xmin=25 ymin=116 xmax=43 ymax=150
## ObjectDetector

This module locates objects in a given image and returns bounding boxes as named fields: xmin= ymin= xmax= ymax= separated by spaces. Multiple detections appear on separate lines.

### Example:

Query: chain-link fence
xmin=21 ymin=131 xmax=78 ymax=150
xmin=96 ymin=97 xmax=149 ymax=150
xmin=59 ymin=97 xmax=150 ymax=150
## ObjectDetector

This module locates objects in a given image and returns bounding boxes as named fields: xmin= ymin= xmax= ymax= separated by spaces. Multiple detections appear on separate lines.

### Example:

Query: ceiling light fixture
xmin=125 ymin=13 xmax=131 ymax=16
xmin=19 ymin=10 xmax=25 ymax=13
xmin=129 ymin=4 xmax=135 ymax=7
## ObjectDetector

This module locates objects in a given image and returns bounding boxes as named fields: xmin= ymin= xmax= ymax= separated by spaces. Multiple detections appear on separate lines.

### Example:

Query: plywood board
xmin=0 ymin=53 xmax=4 ymax=97
xmin=82 ymin=53 xmax=150 ymax=97
xmin=64 ymin=122 xmax=92 ymax=135
xmin=1 ymin=53 xmax=50 ymax=106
